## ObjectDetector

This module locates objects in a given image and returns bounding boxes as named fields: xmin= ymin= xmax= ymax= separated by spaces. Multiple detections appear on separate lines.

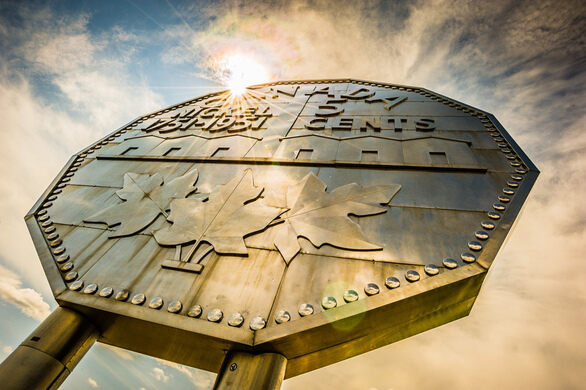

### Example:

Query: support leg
xmin=0 ymin=307 xmax=98 ymax=390
xmin=213 ymin=351 xmax=287 ymax=390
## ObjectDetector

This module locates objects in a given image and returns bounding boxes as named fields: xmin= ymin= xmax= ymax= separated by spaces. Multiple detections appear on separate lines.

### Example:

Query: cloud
xmin=100 ymin=344 xmax=135 ymax=361
xmin=156 ymin=1 xmax=586 ymax=389
xmin=151 ymin=367 xmax=169 ymax=383
xmin=0 ymin=4 xmax=164 ymax=293
xmin=87 ymin=377 xmax=99 ymax=388
xmin=155 ymin=358 xmax=214 ymax=389
xmin=0 ymin=264 xmax=51 ymax=321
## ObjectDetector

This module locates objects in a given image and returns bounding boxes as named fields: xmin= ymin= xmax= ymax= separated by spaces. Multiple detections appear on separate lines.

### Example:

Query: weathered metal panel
xmin=27 ymin=79 xmax=538 ymax=377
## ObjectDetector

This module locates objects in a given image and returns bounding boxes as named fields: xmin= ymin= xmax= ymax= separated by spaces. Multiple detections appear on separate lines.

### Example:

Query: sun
xmin=222 ymin=53 xmax=269 ymax=95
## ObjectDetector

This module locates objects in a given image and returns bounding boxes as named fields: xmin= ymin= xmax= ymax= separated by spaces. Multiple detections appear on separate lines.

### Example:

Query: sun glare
xmin=222 ymin=53 xmax=269 ymax=95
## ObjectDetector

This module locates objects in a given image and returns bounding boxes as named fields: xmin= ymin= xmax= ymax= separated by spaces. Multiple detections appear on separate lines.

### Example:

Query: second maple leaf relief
xmin=85 ymin=169 xmax=401 ymax=269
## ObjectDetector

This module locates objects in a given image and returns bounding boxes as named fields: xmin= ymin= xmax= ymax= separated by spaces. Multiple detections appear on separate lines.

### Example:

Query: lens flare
xmin=221 ymin=53 xmax=269 ymax=95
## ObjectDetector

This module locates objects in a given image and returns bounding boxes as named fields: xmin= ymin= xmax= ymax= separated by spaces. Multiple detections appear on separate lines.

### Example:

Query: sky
xmin=0 ymin=0 xmax=585 ymax=389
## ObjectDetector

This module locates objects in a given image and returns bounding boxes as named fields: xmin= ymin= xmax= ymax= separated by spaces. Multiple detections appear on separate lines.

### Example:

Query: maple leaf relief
xmin=84 ymin=169 xmax=199 ymax=237
xmin=265 ymin=172 xmax=401 ymax=264
xmin=154 ymin=169 xmax=284 ymax=256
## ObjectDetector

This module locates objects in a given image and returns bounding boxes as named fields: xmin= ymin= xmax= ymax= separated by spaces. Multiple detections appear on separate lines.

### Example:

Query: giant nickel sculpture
xmin=0 ymin=80 xmax=538 ymax=389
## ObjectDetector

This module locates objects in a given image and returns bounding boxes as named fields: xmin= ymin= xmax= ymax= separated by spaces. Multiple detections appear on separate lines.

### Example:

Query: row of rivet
xmin=425 ymin=93 xmax=484 ymax=117
xmin=79 ymin=129 xmax=127 ymax=157
xmin=461 ymin=171 xmax=525 ymax=263
xmin=36 ymin=151 xmax=98 ymax=283
xmin=67 ymin=281 xmax=269 ymax=331
xmin=481 ymin=120 xmax=528 ymax=174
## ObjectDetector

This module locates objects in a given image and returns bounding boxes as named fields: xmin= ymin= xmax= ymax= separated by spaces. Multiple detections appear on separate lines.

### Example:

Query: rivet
xmin=64 ymin=271 xmax=78 ymax=281
xmin=487 ymin=211 xmax=501 ymax=220
xmin=53 ymin=247 xmax=65 ymax=255
xmin=44 ymin=226 xmax=56 ymax=233
xmin=510 ymin=161 xmax=521 ymax=167
xmin=83 ymin=283 xmax=98 ymax=294
xmin=64 ymin=172 xmax=74 ymax=177
xmin=321 ymin=296 xmax=337 ymax=309
xmin=57 ymin=183 xmax=67 ymax=189
xmin=49 ymin=239 xmax=62 ymax=247
xmin=274 ymin=310 xmax=291 ymax=324
xmin=405 ymin=270 xmax=420 ymax=282
xmin=343 ymin=289 xmax=359 ymax=302
xmin=60 ymin=262 xmax=73 ymax=272
xmin=42 ymin=202 xmax=53 ymax=208
xmin=228 ymin=313 xmax=244 ymax=327
xmin=498 ymin=195 xmax=511 ymax=203
xmin=167 ymin=300 xmax=182 ymax=313
xmin=424 ymin=264 xmax=439 ymax=276
xmin=100 ymin=140 xmax=108 ymax=145
xmin=56 ymin=254 xmax=69 ymax=263
xmin=385 ymin=276 xmax=401 ymax=289
xmin=37 ymin=209 xmax=47 ymax=216
xmin=507 ymin=180 xmax=519 ymax=188
xmin=47 ymin=195 xmax=58 ymax=201
xmin=149 ymin=297 xmax=163 ymax=309
xmin=511 ymin=174 xmax=523 ymax=181
xmin=249 ymin=317 xmax=266 ymax=331
xmin=38 ymin=215 xmax=49 ymax=222
xmin=443 ymin=258 xmax=459 ymax=269
xmin=461 ymin=252 xmax=477 ymax=263
xmin=501 ymin=148 xmax=511 ymax=153
xmin=115 ymin=289 xmax=129 ymax=301
xmin=73 ymin=162 xmax=82 ymax=167
xmin=515 ymin=168 xmax=527 ymax=174
xmin=207 ymin=308 xmax=223 ymax=322
xmin=187 ymin=305 xmax=202 ymax=318
xmin=505 ymin=154 xmax=516 ymax=160
xmin=468 ymin=241 xmax=483 ymax=251
xmin=99 ymin=287 xmax=113 ymax=297
xmin=298 ymin=303 xmax=314 ymax=317
xmin=131 ymin=293 xmax=145 ymax=305
xmin=41 ymin=220 xmax=52 ymax=227
xmin=503 ymin=188 xmax=515 ymax=195
xmin=47 ymin=232 xmax=59 ymax=240
xmin=69 ymin=280 xmax=83 ymax=291
xmin=475 ymin=230 xmax=489 ymax=240
xmin=61 ymin=177 xmax=70 ymax=182
xmin=494 ymin=137 xmax=504 ymax=142
xmin=364 ymin=283 xmax=380 ymax=296
xmin=493 ymin=203 xmax=506 ymax=211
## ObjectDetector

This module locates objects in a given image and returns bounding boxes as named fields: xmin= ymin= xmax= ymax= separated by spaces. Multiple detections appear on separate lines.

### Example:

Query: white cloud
xmin=0 ymin=6 xmax=163 ymax=293
xmin=0 ymin=264 xmax=50 ymax=321
xmin=87 ymin=377 xmax=99 ymax=388
xmin=151 ymin=367 xmax=169 ymax=383
xmin=155 ymin=358 xmax=214 ymax=389
xmin=100 ymin=344 xmax=135 ymax=361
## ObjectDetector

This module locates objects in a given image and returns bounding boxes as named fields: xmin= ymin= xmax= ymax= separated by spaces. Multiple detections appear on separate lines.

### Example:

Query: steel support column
xmin=0 ymin=307 xmax=98 ymax=390
xmin=213 ymin=351 xmax=287 ymax=390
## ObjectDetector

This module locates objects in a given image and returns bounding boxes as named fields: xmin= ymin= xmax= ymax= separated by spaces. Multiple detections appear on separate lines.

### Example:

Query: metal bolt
xmin=229 ymin=363 xmax=237 ymax=371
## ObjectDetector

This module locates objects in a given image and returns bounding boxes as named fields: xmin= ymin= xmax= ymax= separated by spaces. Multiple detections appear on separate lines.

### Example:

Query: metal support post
xmin=213 ymin=351 xmax=287 ymax=390
xmin=0 ymin=307 xmax=98 ymax=390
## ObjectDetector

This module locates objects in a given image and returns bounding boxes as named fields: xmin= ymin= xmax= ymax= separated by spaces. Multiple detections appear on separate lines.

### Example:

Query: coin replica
xmin=0 ymin=80 xmax=538 ymax=389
